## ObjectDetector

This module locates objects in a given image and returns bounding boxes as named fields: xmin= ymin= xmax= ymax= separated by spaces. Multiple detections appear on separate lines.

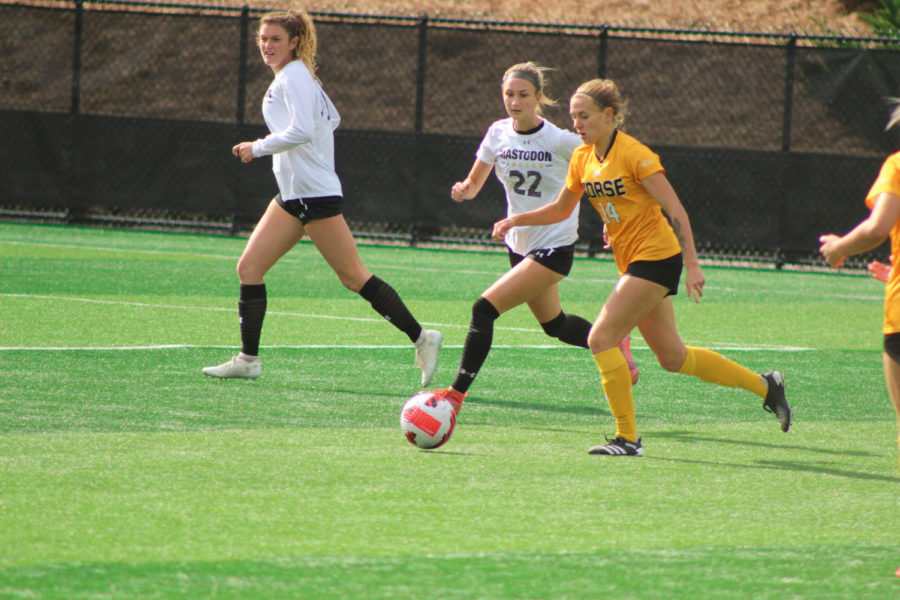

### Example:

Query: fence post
xmin=232 ymin=5 xmax=251 ymax=234
xmin=410 ymin=15 xmax=429 ymax=245
xmin=66 ymin=0 xmax=85 ymax=223
xmin=414 ymin=15 xmax=428 ymax=136
xmin=70 ymin=0 xmax=83 ymax=115
xmin=775 ymin=31 xmax=797 ymax=268
xmin=781 ymin=32 xmax=797 ymax=154
xmin=597 ymin=25 xmax=608 ymax=79
xmin=236 ymin=5 xmax=250 ymax=125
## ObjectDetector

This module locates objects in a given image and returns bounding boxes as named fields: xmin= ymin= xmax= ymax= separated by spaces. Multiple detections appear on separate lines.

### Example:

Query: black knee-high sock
xmin=540 ymin=311 xmax=591 ymax=349
xmin=359 ymin=275 xmax=422 ymax=343
xmin=239 ymin=283 xmax=267 ymax=357
xmin=452 ymin=297 xmax=500 ymax=393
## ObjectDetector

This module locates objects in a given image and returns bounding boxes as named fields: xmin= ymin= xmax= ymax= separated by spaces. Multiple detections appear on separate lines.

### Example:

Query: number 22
xmin=510 ymin=170 xmax=541 ymax=198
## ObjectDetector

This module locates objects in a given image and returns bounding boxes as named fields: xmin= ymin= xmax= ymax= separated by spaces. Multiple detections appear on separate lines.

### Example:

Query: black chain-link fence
xmin=2 ymin=0 xmax=900 ymax=265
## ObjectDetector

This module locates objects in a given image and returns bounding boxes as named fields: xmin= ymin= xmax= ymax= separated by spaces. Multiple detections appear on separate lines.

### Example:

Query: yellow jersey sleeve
xmin=565 ymin=145 xmax=590 ymax=194
xmin=866 ymin=152 xmax=900 ymax=208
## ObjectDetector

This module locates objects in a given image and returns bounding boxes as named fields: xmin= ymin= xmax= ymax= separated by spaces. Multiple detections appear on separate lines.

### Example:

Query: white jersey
xmin=252 ymin=60 xmax=343 ymax=200
xmin=476 ymin=118 xmax=583 ymax=255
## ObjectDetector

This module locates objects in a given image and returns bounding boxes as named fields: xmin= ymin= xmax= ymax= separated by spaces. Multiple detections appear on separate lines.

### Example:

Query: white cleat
xmin=414 ymin=329 xmax=443 ymax=387
xmin=202 ymin=355 xmax=261 ymax=380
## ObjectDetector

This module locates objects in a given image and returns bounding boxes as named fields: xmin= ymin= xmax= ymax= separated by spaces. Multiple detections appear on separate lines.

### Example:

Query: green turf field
xmin=1 ymin=222 xmax=897 ymax=599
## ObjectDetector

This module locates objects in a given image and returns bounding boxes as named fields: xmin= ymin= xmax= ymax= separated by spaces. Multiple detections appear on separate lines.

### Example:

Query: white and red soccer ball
xmin=400 ymin=391 xmax=456 ymax=449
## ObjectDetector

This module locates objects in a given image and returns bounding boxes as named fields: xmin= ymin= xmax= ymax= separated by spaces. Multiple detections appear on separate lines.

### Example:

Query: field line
xmin=2 ymin=293 xmax=815 ymax=350
xmin=0 ymin=238 xmax=882 ymax=300
xmin=1 ymin=292 xmax=518 ymax=331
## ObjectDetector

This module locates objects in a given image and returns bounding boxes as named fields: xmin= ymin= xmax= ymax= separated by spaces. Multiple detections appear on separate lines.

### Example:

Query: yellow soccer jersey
xmin=865 ymin=152 xmax=900 ymax=334
xmin=565 ymin=130 xmax=681 ymax=274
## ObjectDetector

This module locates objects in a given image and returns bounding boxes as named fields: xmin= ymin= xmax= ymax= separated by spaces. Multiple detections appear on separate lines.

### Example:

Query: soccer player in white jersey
xmin=430 ymin=62 xmax=638 ymax=415
xmin=203 ymin=9 xmax=441 ymax=384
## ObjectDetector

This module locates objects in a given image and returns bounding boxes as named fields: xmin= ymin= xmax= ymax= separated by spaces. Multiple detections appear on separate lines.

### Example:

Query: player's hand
xmin=451 ymin=181 xmax=470 ymax=203
xmin=602 ymin=224 xmax=611 ymax=250
xmin=492 ymin=218 xmax=513 ymax=241
xmin=684 ymin=264 xmax=704 ymax=304
xmin=818 ymin=234 xmax=845 ymax=268
xmin=868 ymin=259 xmax=892 ymax=283
xmin=232 ymin=142 xmax=255 ymax=163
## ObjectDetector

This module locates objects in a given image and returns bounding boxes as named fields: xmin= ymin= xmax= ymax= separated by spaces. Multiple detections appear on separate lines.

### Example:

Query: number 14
xmin=595 ymin=200 xmax=621 ymax=224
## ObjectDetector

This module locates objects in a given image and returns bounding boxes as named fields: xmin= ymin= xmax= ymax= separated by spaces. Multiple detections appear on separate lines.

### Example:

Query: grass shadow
xmin=653 ymin=429 xmax=881 ymax=457
xmin=650 ymin=455 xmax=897 ymax=482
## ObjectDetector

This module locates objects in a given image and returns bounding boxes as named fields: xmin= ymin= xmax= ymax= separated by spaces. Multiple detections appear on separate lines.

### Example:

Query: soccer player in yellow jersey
xmin=493 ymin=78 xmax=790 ymax=456
xmin=819 ymin=100 xmax=900 ymax=478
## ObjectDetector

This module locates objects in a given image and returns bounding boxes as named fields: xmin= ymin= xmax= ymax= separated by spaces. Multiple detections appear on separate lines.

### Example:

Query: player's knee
xmin=337 ymin=267 xmax=370 ymax=293
xmin=236 ymin=257 xmax=263 ymax=284
xmin=338 ymin=273 xmax=364 ymax=293
xmin=586 ymin=326 xmax=608 ymax=354
xmin=656 ymin=352 xmax=684 ymax=373
xmin=472 ymin=297 xmax=500 ymax=323
xmin=587 ymin=327 xmax=630 ymax=356
xmin=540 ymin=312 xmax=565 ymax=339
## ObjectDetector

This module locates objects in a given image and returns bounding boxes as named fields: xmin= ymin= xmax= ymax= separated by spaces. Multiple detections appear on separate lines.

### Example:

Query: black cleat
xmin=762 ymin=371 xmax=791 ymax=432
xmin=588 ymin=435 xmax=644 ymax=456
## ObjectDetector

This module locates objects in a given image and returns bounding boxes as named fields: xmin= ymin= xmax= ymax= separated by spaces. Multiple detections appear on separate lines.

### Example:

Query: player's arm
xmin=253 ymin=76 xmax=317 ymax=157
xmin=492 ymin=186 xmax=581 ymax=240
xmin=643 ymin=171 xmax=705 ymax=303
xmin=451 ymin=160 xmax=493 ymax=203
xmin=819 ymin=192 xmax=900 ymax=268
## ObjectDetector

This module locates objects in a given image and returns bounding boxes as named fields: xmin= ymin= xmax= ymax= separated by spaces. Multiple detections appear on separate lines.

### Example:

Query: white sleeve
xmin=557 ymin=129 xmax=583 ymax=161
xmin=475 ymin=125 xmax=498 ymax=164
xmin=253 ymin=69 xmax=317 ymax=156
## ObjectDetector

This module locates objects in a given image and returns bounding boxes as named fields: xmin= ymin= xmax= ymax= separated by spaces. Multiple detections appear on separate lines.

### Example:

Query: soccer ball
xmin=400 ymin=391 xmax=456 ymax=449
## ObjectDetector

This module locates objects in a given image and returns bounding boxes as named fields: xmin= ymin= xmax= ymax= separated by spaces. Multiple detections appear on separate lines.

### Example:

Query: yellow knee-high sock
xmin=678 ymin=346 xmax=767 ymax=397
xmin=593 ymin=347 xmax=636 ymax=442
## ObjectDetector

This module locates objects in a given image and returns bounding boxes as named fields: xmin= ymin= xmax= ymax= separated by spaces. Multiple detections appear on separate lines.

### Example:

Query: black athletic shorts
xmin=507 ymin=244 xmax=576 ymax=277
xmin=275 ymin=194 xmax=343 ymax=225
xmin=885 ymin=333 xmax=900 ymax=364
xmin=625 ymin=252 xmax=683 ymax=297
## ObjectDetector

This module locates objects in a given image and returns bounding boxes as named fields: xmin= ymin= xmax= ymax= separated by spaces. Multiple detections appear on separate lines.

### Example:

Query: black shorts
xmin=625 ymin=252 xmax=683 ymax=297
xmin=275 ymin=194 xmax=343 ymax=225
xmin=508 ymin=244 xmax=576 ymax=276
xmin=885 ymin=333 xmax=900 ymax=364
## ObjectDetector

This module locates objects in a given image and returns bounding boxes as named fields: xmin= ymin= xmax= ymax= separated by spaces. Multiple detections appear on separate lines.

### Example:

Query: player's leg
xmin=484 ymin=257 xmax=565 ymax=314
xmin=304 ymin=213 xmax=441 ymax=386
xmin=490 ymin=248 xmax=575 ymax=338
xmin=203 ymin=198 xmax=305 ymax=379
xmin=588 ymin=275 xmax=667 ymax=455
xmin=443 ymin=258 xmax=565 ymax=402
xmin=881 ymin=334 xmax=900 ymax=476
xmin=302 ymin=213 xmax=372 ymax=290
xmin=526 ymin=280 xmax=639 ymax=384
xmin=639 ymin=299 xmax=789 ymax=432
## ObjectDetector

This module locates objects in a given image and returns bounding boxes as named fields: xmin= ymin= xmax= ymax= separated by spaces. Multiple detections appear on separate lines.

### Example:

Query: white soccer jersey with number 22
xmin=476 ymin=118 xmax=583 ymax=255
